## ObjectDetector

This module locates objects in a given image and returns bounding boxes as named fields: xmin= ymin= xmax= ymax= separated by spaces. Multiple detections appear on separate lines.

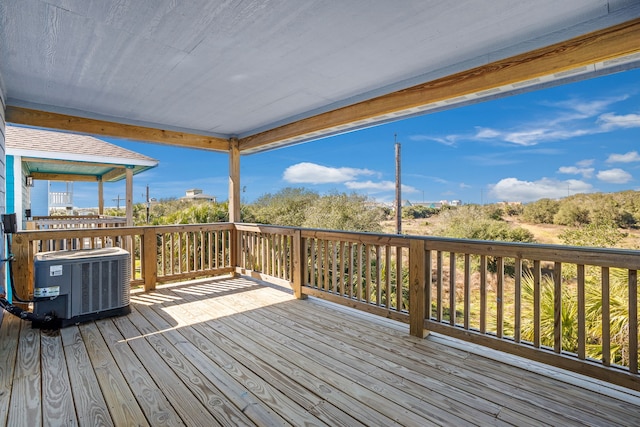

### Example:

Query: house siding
xmin=1 ymin=72 xmax=6 ymax=294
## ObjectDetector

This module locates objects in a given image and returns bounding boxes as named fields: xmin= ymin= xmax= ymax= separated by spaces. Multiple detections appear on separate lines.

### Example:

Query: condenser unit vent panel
xmin=33 ymin=247 xmax=131 ymax=326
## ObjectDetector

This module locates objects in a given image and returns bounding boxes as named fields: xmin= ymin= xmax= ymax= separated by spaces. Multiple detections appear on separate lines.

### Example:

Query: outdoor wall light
xmin=26 ymin=176 xmax=34 ymax=187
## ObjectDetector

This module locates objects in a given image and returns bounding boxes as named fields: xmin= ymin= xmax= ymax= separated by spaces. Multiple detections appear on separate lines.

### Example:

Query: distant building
xmin=405 ymin=200 xmax=463 ymax=209
xmin=180 ymin=189 xmax=216 ymax=203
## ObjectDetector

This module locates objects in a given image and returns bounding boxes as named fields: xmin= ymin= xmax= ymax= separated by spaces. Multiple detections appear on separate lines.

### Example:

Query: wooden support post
xmin=125 ymin=167 xmax=134 ymax=226
xmin=11 ymin=234 xmax=32 ymax=310
xmin=98 ymin=178 xmax=104 ymax=215
xmin=228 ymin=138 xmax=241 ymax=223
xmin=228 ymin=139 xmax=241 ymax=277
xmin=292 ymin=229 xmax=307 ymax=300
xmin=142 ymin=228 xmax=157 ymax=292
xmin=409 ymin=239 xmax=428 ymax=338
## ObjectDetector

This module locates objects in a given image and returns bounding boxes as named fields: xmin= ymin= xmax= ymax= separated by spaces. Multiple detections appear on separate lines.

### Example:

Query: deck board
xmin=41 ymin=332 xmax=77 ymax=426
xmin=1 ymin=276 xmax=639 ymax=426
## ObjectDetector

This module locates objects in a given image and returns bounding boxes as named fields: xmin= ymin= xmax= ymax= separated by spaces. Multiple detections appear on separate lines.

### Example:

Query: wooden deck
xmin=1 ymin=277 xmax=639 ymax=427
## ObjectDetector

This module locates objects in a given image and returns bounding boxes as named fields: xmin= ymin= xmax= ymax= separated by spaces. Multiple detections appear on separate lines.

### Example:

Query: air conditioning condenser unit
xmin=33 ymin=247 xmax=131 ymax=327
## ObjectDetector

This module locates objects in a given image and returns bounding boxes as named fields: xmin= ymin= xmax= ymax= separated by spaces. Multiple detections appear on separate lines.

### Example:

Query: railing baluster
xmin=396 ymin=247 xmax=403 ymax=312
xmin=629 ymin=270 xmax=638 ymax=374
xmin=357 ymin=243 xmax=363 ymax=301
xmin=338 ymin=241 xmax=345 ymax=295
xmin=480 ymin=255 xmax=487 ymax=334
xmin=497 ymin=256 xmax=504 ymax=338
xmin=425 ymin=246 xmax=432 ymax=320
xmin=533 ymin=259 xmax=541 ymax=348
xmin=348 ymin=242 xmax=354 ymax=299
xmin=200 ymin=231 xmax=204 ymax=271
xmin=310 ymin=239 xmax=316 ymax=289
xmin=514 ymin=258 xmax=522 ymax=343
xmin=577 ymin=264 xmax=586 ymax=360
xmin=332 ymin=241 xmax=338 ymax=294
xmin=463 ymin=253 xmax=470 ymax=330
xmin=323 ymin=239 xmax=329 ymax=292
xmin=449 ymin=252 xmax=456 ymax=326
xmin=436 ymin=251 xmax=443 ymax=322
xmin=553 ymin=261 xmax=562 ymax=353
xmin=385 ymin=245 xmax=391 ymax=308
xmin=365 ymin=244 xmax=372 ymax=303
xmin=376 ymin=246 xmax=382 ymax=306
xmin=170 ymin=233 xmax=175 ymax=275
xmin=602 ymin=266 xmax=610 ymax=366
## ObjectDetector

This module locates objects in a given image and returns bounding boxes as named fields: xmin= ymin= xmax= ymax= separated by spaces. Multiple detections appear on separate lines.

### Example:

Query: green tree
xmin=434 ymin=205 xmax=534 ymax=243
xmin=403 ymin=205 xmax=438 ymax=219
xmin=553 ymin=203 xmax=590 ymax=226
xmin=522 ymin=198 xmax=560 ymax=224
xmin=252 ymin=187 xmax=319 ymax=226
xmin=303 ymin=192 xmax=383 ymax=232
xmin=558 ymin=221 xmax=627 ymax=248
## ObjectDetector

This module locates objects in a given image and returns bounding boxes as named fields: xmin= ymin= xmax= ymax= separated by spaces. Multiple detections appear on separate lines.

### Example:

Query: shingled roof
xmin=5 ymin=126 xmax=158 ymax=182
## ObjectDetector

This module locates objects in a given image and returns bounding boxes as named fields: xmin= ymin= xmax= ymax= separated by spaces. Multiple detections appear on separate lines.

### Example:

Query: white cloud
xmin=409 ymin=134 xmax=459 ymax=146
xmin=597 ymin=168 xmax=632 ymax=184
xmin=576 ymin=159 xmax=594 ymax=167
xmin=597 ymin=113 xmax=640 ymax=130
xmin=489 ymin=177 xmax=592 ymax=202
xmin=429 ymin=96 xmax=634 ymax=147
xmin=548 ymin=96 xmax=628 ymax=117
xmin=283 ymin=162 xmax=375 ymax=184
xmin=475 ymin=127 xmax=501 ymax=139
xmin=557 ymin=166 xmax=594 ymax=178
xmin=606 ymin=151 xmax=640 ymax=163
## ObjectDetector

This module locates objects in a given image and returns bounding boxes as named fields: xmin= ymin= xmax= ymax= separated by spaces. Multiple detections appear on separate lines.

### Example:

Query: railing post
xmin=11 ymin=234 xmax=32 ymax=310
xmin=292 ymin=229 xmax=307 ymax=300
xmin=229 ymin=225 xmax=239 ymax=277
xmin=142 ymin=227 xmax=157 ymax=292
xmin=409 ymin=239 xmax=427 ymax=338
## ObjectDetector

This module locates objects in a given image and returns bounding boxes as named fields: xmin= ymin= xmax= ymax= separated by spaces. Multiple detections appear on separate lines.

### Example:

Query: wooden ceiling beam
xmin=101 ymin=167 xmax=128 ymax=182
xmin=239 ymin=17 xmax=640 ymax=152
xmin=6 ymin=107 xmax=230 ymax=152
xmin=23 ymin=157 xmax=127 ymax=169
xmin=30 ymin=172 xmax=99 ymax=182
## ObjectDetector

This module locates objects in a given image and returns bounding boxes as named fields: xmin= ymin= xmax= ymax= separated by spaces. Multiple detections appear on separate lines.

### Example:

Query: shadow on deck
xmin=1 ymin=276 xmax=639 ymax=426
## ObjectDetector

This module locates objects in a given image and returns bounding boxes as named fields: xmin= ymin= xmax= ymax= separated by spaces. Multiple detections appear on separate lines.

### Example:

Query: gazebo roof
xmin=1 ymin=1 xmax=639 ymax=154
xmin=5 ymin=126 xmax=158 ymax=182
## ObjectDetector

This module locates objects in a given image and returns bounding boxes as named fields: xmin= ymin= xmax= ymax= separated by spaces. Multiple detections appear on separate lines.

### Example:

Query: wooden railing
xmin=27 ymin=215 xmax=127 ymax=230
xmin=232 ymin=224 xmax=640 ymax=392
xmin=11 ymin=223 xmax=234 ymax=299
xmin=11 ymin=223 xmax=640 ymax=391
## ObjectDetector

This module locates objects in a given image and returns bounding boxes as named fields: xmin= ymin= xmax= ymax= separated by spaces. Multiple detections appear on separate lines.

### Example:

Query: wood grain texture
xmin=95 ymin=319 xmax=184 ymax=426
xmin=6 ymin=106 xmax=230 ymax=152
xmin=77 ymin=323 xmax=149 ymax=427
xmin=41 ymin=333 xmax=78 ymax=426
xmin=60 ymin=327 xmax=113 ymax=427
xmin=8 ymin=325 xmax=41 ymax=427
xmin=0 ymin=315 xmax=21 ymax=425
xmin=1 ymin=277 xmax=639 ymax=426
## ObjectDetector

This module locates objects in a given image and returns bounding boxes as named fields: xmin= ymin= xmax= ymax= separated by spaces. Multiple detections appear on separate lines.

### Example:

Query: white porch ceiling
xmin=1 ymin=1 xmax=640 ymax=153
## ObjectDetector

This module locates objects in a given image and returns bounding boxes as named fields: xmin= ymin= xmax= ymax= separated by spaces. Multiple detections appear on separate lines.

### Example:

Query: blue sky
xmin=69 ymin=68 xmax=640 ymax=208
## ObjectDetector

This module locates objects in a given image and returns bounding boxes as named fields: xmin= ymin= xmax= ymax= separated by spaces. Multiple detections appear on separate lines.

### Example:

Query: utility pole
xmin=112 ymin=194 xmax=123 ymax=211
xmin=395 ymin=134 xmax=402 ymax=235
xmin=146 ymin=185 xmax=150 ymax=224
